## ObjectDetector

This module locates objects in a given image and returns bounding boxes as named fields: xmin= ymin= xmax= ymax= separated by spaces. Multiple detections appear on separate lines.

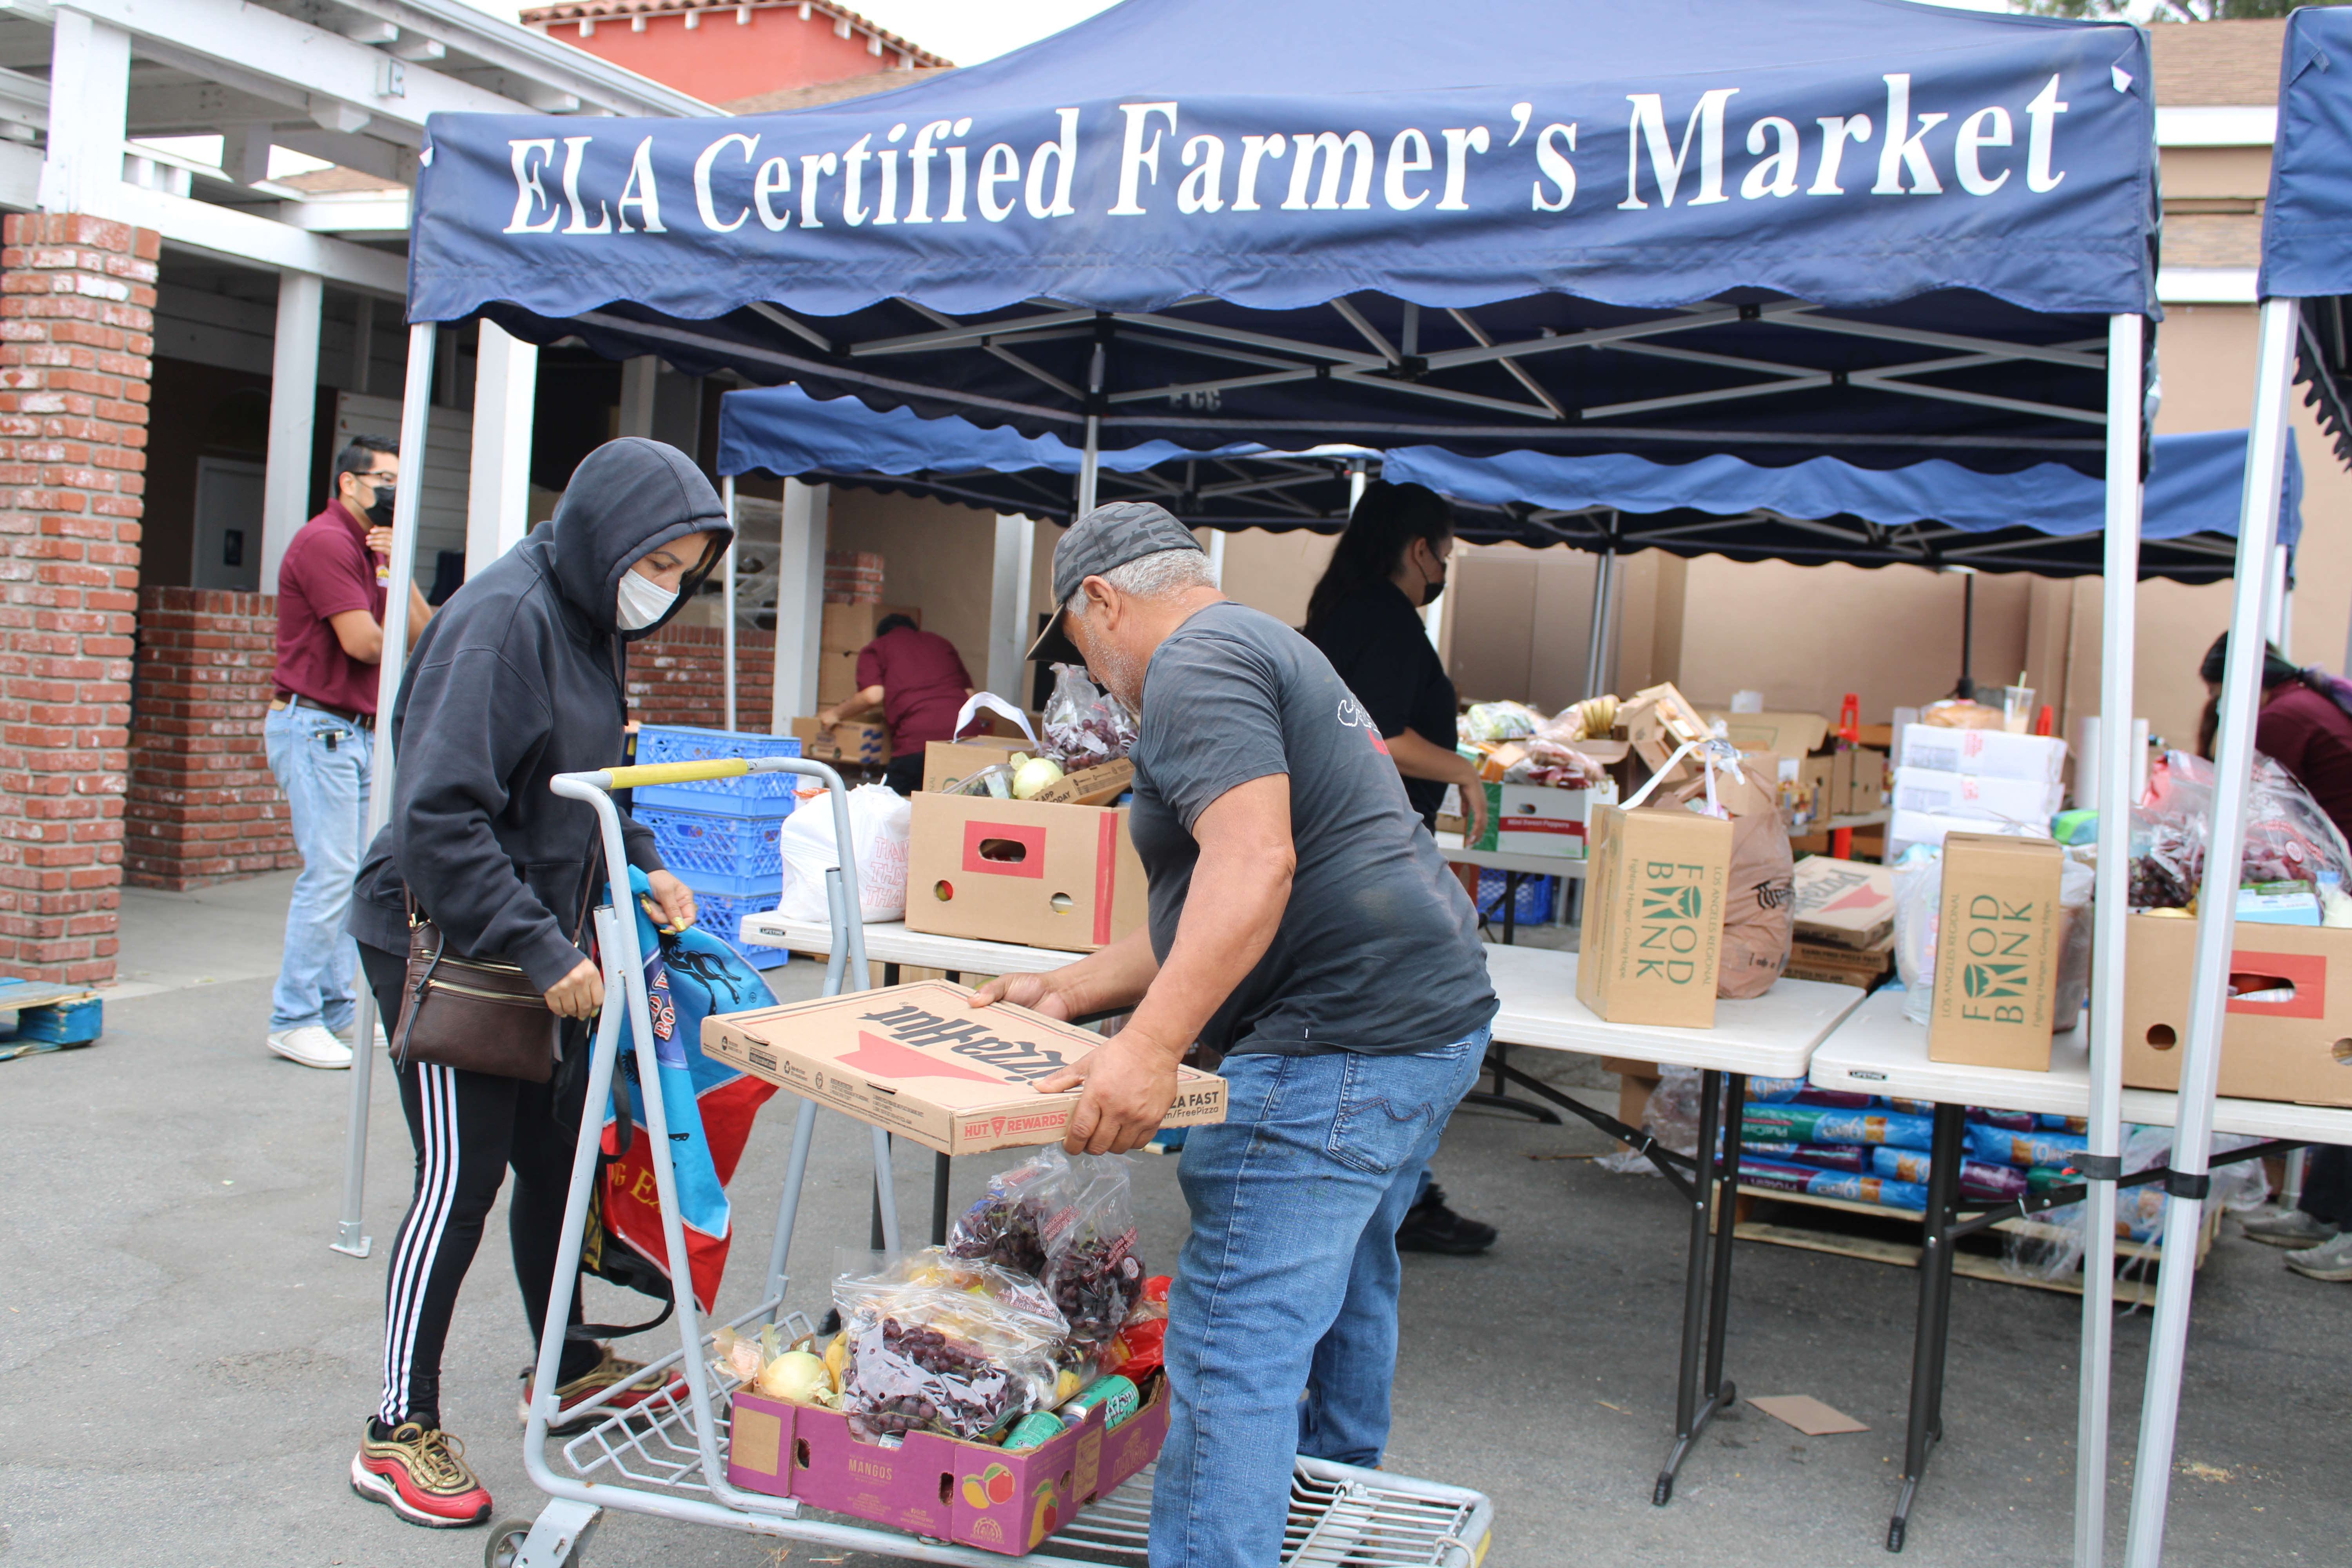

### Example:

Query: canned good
xmin=1000 ymin=1411 xmax=1067 ymax=1451
xmin=1060 ymin=1375 xmax=1138 ymax=1431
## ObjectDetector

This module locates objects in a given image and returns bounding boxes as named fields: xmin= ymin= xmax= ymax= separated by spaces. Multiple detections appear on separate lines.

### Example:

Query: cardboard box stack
xmin=1887 ymin=723 xmax=2067 ymax=859
xmin=1786 ymin=855 xmax=1896 ymax=989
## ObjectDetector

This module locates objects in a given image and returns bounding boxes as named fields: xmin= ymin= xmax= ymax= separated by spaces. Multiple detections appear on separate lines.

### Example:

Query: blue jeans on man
xmin=1149 ymin=1026 xmax=1490 ymax=1567
xmin=264 ymin=701 xmax=372 ymax=1034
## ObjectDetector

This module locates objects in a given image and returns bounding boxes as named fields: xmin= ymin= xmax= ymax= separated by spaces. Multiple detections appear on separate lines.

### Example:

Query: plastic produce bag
xmin=2004 ymin=1128 xmax=2270 ymax=1284
xmin=775 ymin=784 xmax=911 ymax=924
xmin=1597 ymin=1065 xmax=1714 ymax=1174
xmin=1895 ymin=847 xmax=1943 ymax=1027
xmin=1461 ymin=700 xmax=1541 ymax=743
xmin=2052 ymin=852 xmax=2094 ymax=1033
xmin=948 ymin=1148 xmax=1144 ymax=1363
xmin=2129 ymin=749 xmax=2352 ymax=908
xmin=831 ymin=1249 xmax=1070 ymax=1441
xmin=1041 ymin=663 xmax=1136 ymax=770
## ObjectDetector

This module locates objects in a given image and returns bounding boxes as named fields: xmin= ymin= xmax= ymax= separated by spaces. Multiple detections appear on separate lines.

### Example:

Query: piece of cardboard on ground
xmin=1747 ymin=1394 xmax=1869 ymax=1436
xmin=703 ymin=980 xmax=1227 ymax=1156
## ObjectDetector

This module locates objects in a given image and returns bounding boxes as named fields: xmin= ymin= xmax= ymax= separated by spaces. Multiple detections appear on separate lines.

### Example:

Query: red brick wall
xmin=0 ymin=214 xmax=156 ymax=982
xmin=125 ymin=586 xmax=296 ymax=892
xmin=628 ymin=621 xmax=780 ymax=730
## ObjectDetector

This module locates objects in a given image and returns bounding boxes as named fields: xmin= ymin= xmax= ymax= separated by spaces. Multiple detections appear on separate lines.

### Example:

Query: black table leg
xmin=1656 ymin=1069 xmax=1733 ymax=1505
xmin=1502 ymin=871 xmax=1520 ymax=944
xmin=1889 ymin=1102 xmax=1966 ymax=1552
xmin=931 ymin=1151 xmax=953 ymax=1245
xmin=1458 ymin=1041 xmax=1563 ymax=1125
xmin=1700 ymin=1076 xmax=1748 ymax=1406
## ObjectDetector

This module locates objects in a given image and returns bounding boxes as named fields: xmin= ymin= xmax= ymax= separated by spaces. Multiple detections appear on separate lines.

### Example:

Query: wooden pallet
xmin=1726 ymin=1186 xmax=2220 ymax=1306
xmin=0 ymin=979 xmax=102 ymax=1062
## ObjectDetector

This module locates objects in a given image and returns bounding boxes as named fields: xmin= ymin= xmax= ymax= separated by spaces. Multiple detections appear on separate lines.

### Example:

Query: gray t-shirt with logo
xmin=1127 ymin=601 xmax=1496 ymax=1057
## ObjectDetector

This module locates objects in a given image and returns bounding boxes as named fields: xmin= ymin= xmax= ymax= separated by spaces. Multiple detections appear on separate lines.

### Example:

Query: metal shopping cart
xmin=493 ymin=755 xmax=1495 ymax=1568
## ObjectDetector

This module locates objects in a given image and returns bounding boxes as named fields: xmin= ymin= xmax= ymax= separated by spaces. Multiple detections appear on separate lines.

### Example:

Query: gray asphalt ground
xmin=1 ymin=872 xmax=2344 ymax=1567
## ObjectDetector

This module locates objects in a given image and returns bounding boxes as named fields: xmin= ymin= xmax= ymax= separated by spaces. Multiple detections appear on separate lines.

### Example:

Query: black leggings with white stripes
xmin=361 ymin=943 xmax=601 ymax=1430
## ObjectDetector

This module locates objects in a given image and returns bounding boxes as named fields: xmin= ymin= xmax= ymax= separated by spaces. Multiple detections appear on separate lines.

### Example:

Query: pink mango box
xmin=726 ymin=1377 xmax=1170 ymax=1556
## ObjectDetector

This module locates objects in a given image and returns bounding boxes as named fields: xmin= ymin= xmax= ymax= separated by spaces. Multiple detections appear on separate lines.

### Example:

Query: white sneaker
xmin=268 ymin=1025 xmax=354 ymax=1070
xmin=336 ymin=1021 xmax=391 ymax=1051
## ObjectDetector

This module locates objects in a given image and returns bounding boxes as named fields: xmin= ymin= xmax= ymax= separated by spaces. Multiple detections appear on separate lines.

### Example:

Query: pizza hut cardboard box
xmin=1576 ymin=803 xmax=1733 ymax=1028
xmin=727 ymin=1374 xmax=1171 ymax=1555
xmin=703 ymin=981 xmax=1228 ymax=1156
xmin=904 ymin=791 xmax=1145 ymax=952
xmin=1926 ymin=833 xmax=2062 ymax=1072
xmin=2121 ymin=914 xmax=2352 ymax=1107
xmin=1791 ymin=855 xmax=1896 ymax=950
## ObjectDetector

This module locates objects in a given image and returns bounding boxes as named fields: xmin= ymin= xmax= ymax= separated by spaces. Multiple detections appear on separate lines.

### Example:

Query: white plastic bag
xmin=776 ymin=784 xmax=911 ymax=924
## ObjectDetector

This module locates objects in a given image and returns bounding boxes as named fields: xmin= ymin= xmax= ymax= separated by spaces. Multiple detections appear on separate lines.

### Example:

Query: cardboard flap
xmin=1029 ymin=758 xmax=1134 ymax=806
xmin=1704 ymin=710 xmax=1831 ymax=756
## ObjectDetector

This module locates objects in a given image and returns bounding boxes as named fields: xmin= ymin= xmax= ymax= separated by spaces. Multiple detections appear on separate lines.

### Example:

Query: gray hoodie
xmin=348 ymin=438 xmax=731 ymax=991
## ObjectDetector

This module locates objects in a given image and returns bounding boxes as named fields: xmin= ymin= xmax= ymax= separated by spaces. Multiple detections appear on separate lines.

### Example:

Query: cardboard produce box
xmin=1704 ymin=709 xmax=1829 ymax=760
xmin=1900 ymin=724 xmax=2066 ymax=784
xmin=1470 ymin=778 xmax=1621 ymax=858
xmin=1791 ymin=855 xmax=1896 ymax=949
xmin=820 ymin=601 xmax=922 ymax=654
xmin=728 ymin=1376 xmax=1171 ymax=1555
xmin=793 ymin=717 xmax=890 ymax=766
xmin=817 ymin=648 xmax=863 ymax=706
xmin=1926 ymin=833 xmax=2063 ymax=1072
xmin=1891 ymin=766 xmax=2061 ymax=826
xmin=2121 ymin=914 xmax=2352 ymax=1107
xmin=925 ymin=739 xmax=1029 ymax=792
xmin=704 ymin=980 xmax=1228 ymax=1156
xmin=1846 ymin=747 xmax=1889 ymax=815
xmin=1577 ymin=804 xmax=1733 ymax=1027
xmin=904 ymin=793 xmax=1148 ymax=952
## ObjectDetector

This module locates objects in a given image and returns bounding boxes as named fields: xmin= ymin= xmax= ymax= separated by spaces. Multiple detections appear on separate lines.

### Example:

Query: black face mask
xmin=1421 ymin=566 xmax=1447 ymax=608
xmin=360 ymin=481 xmax=395 ymax=529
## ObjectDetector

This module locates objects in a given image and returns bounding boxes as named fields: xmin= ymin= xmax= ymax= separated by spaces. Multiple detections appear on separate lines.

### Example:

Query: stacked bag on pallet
xmin=1739 ymin=1083 xmax=2097 ymax=1215
xmin=631 ymin=724 xmax=806 ymax=970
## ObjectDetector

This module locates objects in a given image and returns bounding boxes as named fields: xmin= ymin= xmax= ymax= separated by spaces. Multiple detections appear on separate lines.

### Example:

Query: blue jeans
xmin=264 ymin=702 xmax=372 ymax=1032
xmin=1150 ymin=1027 xmax=1490 ymax=1568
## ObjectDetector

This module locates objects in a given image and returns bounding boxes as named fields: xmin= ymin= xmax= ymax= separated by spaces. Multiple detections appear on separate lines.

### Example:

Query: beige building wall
xmin=825 ymin=489 xmax=999 ymax=686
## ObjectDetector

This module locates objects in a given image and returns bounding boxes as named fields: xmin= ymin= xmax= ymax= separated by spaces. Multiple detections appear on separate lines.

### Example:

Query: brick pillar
xmin=0 ymin=214 xmax=156 ymax=983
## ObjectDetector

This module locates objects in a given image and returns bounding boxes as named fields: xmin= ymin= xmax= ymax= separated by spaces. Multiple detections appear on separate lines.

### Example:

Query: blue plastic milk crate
xmin=630 ymin=725 xmax=802 ymax=816
xmin=1475 ymin=868 xmax=1555 ymax=925
xmin=639 ymin=804 xmax=786 ymax=897
xmin=693 ymin=887 xmax=791 ymax=970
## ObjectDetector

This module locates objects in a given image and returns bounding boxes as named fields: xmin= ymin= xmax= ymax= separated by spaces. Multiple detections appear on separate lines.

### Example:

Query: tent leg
xmin=2120 ymin=295 xmax=2299 ymax=1568
xmin=721 ymin=474 xmax=738 ymax=733
xmin=332 ymin=321 xmax=439 ymax=1259
xmin=1078 ymin=414 xmax=1100 ymax=514
xmin=1584 ymin=550 xmax=1615 ymax=701
xmin=2073 ymin=311 xmax=2143 ymax=1566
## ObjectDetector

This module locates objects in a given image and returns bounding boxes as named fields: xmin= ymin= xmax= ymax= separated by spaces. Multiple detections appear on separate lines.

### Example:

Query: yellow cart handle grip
xmin=603 ymin=758 xmax=751 ymax=789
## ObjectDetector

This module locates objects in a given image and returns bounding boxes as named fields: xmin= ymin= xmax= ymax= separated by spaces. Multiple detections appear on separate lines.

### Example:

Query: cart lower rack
xmin=496 ymin=756 xmax=1493 ymax=1568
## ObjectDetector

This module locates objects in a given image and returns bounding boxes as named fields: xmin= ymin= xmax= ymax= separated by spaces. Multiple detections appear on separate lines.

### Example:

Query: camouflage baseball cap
xmin=1024 ymin=501 xmax=1207 ymax=663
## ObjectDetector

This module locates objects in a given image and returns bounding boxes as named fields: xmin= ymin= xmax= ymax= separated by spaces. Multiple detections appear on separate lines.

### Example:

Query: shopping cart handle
xmin=602 ymin=758 xmax=752 ymax=789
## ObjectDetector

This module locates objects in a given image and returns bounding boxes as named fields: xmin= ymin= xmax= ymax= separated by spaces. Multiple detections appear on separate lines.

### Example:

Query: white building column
xmin=769 ymin=478 xmax=829 ymax=732
xmin=465 ymin=319 xmax=538 ymax=575
xmin=619 ymin=356 xmax=658 ymax=438
xmin=38 ymin=11 xmax=129 ymax=218
xmin=260 ymin=270 xmax=324 ymax=594
xmin=986 ymin=513 xmax=1034 ymax=703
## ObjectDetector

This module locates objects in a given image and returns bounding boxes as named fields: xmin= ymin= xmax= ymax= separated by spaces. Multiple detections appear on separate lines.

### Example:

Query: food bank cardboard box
xmin=904 ymin=793 xmax=1148 ymax=952
xmin=1926 ymin=833 xmax=2062 ymax=1072
xmin=2121 ymin=914 xmax=2352 ymax=1107
xmin=1791 ymin=855 xmax=1896 ymax=949
xmin=1900 ymin=724 xmax=2066 ymax=784
xmin=1470 ymin=778 xmax=1621 ymax=858
xmin=1577 ymin=804 xmax=1733 ymax=1027
xmin=704 ymin=981 xmax=1228 ymax=1156
xmin=728 ymin=1375 xmax=1171 ymax=1555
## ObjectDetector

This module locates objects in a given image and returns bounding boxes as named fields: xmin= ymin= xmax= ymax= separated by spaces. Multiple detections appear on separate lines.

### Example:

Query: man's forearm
xmin=1045 ymin=928 xmax=1159 ymax=1018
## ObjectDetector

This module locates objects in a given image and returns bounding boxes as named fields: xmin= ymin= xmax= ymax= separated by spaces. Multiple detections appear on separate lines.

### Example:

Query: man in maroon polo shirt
xmin=817 ymin=613 xmax=980 ymax=795
xmin=263 ymin=434 xmax=432 ymax=1069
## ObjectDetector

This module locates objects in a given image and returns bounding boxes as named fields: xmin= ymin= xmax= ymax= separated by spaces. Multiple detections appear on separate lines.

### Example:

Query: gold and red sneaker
xmin=349 ymin=1422 xmax=491 ymax=1528
xmin=519 ymin=1346 xmax=685 ymax=1434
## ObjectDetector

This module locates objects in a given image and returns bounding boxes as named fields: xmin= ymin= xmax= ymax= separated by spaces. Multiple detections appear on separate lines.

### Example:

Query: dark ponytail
xmin=2198 ymin=631 xmax=2301 ymax=691
xmin=1304 ymin=480 xmax=1453 ymax=633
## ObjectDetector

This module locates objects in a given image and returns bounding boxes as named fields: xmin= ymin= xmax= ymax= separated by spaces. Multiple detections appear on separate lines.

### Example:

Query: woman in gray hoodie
xmin=344 ymin=438 xmax=731 ymax=1528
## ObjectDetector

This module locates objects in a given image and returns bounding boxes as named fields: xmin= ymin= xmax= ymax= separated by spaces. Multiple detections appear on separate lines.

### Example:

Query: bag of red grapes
xmin=947 ymin=1147 xmax=1145 ymax=1369
xmin=829 ymin=1249 xmax=1069 ymax=1443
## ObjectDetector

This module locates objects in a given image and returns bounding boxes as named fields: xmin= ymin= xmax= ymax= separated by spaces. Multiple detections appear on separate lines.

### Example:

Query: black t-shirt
xmin=1127 ymin=601 xmax=1495 ymax=1058
xmin=1304 ymin=580 xmax=1457 ymax=828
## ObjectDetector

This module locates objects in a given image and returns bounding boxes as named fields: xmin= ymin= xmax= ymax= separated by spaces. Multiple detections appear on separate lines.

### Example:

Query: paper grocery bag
xmin=1577 ymin=803 xmax=1733 ymax=1028
xmin=1681 ymin=759 xmax=1793 ymax=999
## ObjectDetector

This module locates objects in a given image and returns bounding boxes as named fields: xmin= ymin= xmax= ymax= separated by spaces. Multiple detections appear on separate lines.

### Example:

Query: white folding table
xmin=739 ymin=912 xmax=1867 ymax=1505
xmin=1808 ymin=989 xmax=2352 ymax=1551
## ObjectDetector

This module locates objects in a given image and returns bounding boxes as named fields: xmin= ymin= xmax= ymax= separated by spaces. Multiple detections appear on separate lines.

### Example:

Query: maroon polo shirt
xmin=274 ymin=498 xmax=387 ymax=716
xmin=2257 ymin=682 xmax=2352 ymax=837
xmin=854 ymin=625 xmax=975 ymax=753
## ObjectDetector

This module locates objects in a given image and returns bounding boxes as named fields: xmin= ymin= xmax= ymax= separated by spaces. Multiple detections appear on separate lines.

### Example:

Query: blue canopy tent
xmin=2122 ymin=13 xmax=2352 ymax=1568
xmin=365 ymin=0 xmax=2168 ymax=1555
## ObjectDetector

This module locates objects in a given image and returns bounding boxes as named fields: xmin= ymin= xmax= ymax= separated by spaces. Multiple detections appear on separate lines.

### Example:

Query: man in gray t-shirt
xmin=970 ymin=503 xmax=1494 ymax=1568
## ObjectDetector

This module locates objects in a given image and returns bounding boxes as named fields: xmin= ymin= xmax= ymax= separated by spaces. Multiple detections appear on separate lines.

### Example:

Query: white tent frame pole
xmin=2072 ymin=310 xmax=2144 ymax=1567
xmin=2120 ymin=295 xmax=2299 ymax=1568
xmin=331 ymin=321 xmax=438 ymax=1260
xmin=721 ymin=474 xmax=738 ymax=733
xmin=1078 ymin=415 xmax=1100 ymax=514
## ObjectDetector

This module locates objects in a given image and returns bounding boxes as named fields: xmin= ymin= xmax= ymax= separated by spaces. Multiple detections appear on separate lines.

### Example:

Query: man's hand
xmin=814 ymin=705 xmax=840 ymax=728
xmin=645 ymin=870 xmax=696 ymax=931
xmin=366 ymin=524 xmax=394 ymax=559
xmin=1458 ymin=766 xmax=1491 ymax=845
xmin=1035 ymin=1033 xmax=1180 ymax=1155
xmin=968 ymin=971 xmax=1075 ymax=1022
xmin=544 ymin=957 xmax=604 ymax=1019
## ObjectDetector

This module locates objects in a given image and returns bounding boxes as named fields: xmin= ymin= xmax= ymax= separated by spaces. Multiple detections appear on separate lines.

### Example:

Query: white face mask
xmin=615 ymin=567 xmax=677 ymax=631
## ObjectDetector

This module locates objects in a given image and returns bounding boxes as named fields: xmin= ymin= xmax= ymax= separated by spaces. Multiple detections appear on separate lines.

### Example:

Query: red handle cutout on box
xmin=962 ymin=820 xmax=1046 ymax=879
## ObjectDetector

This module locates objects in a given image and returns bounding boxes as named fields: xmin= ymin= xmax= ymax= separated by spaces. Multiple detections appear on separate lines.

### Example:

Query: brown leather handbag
xmin=390 ymin=856 xmax=602 ymax=1082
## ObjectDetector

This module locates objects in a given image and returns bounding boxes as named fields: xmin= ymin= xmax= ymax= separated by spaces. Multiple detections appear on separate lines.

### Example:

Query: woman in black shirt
xmin=1304 ymin=479 xmax=1497 ymax=1255
xmin=1303 ymin=481 xmax=1489 ymax=845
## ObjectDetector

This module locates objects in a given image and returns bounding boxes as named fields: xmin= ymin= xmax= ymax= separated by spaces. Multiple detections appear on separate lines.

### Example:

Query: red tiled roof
xmin=2149 ymin=18 xmax=2287 ymax=108
xmin=519 ymin=0 xmax=952 ymax=69
xmin=720 ymin=67 xmax=953 ymax=114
